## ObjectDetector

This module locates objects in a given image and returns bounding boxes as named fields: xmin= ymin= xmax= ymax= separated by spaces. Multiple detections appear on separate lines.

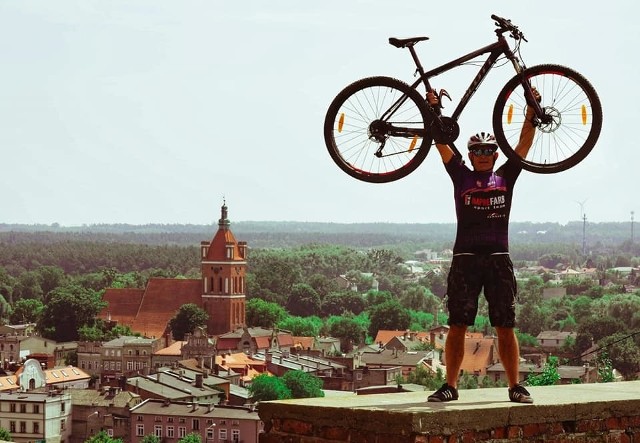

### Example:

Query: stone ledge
xmin=258 ymin=381 xmax=640 ymax=442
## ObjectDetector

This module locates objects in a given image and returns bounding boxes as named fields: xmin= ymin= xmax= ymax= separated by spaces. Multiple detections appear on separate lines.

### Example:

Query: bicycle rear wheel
xmin=493 ymin=64 xmax=602 ymax=173
xmin=324 ymin=76 xmax=432 ymax=183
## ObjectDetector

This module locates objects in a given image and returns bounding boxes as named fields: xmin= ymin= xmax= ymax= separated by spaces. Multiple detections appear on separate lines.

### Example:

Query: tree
xmin=178 ymin=433 xmax=202 ymax=443
xmin=367 ymin=299 xmax=410 ymax=337
xmin=277 ymin=316 xmax=322 ymax=337
xmin=282 ymin=370 xmax=324 ymax=398
xmin=249 ymin=373 xmax=291 ymax=401
xmin=321 ymin=290 xmax=366 ymax=316
xmin=9 ymin=298 xmax=44 ymax=324
xmin=141 ymin=436 xmax=161 ymax=443
xmin=526 ymin=355 xmax=561 ymax=386
xmin=0 ymin=427 xmax=11 ymax=442
xmin=37 ymin=284 xmax=106 ymax=341
xmin=85 ymin=430 xmax=124 ymax=443
xmin=246 ymin=298 xmax=287 ymax=328
xmin=325 ymin=315 xmax=366 ymax=351
xmin=598 ymin=332 xmax=640 ymax=379
xmin=286 ymin=283 xmax=321 ymax=317
xmin=169 ymin=304 xmax=208 ymax=340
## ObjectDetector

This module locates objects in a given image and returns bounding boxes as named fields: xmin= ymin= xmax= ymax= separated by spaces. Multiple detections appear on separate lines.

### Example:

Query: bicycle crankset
xmin=430 ymin=117 xmax=460 ymax=145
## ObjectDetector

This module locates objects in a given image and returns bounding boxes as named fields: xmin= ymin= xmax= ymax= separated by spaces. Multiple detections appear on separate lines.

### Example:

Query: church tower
xmin=200 ymin=201 xmax=247 ymax=336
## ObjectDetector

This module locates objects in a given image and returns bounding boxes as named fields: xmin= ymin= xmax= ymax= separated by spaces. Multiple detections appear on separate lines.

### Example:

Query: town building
xmin=0 ymin=389 xmax=72 ymax=443
xmin=129 ymin=398 xmax=263 ymax=443
xmin=100 ymin=336 xmax=164 ymax=384
xmin=69 ymin=386 xmax=142 ymax=443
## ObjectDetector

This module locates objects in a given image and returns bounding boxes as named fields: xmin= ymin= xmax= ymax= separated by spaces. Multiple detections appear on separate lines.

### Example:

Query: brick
xmin=317 ymin=425 xmax=349 ymax=441
xmin=523 ymin=423 xmax=541 ymax=437
xmin=491 ymin=426 xmax=507 ymax=439
xmin=507 ymin=425 xmax=522 ymax=439
xmin=281 ymin=418 xmax=313 ymax=436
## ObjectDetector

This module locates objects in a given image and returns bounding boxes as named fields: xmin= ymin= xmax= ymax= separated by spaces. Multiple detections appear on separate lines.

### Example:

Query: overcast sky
xmin=1 ymin=1 xmax=636 ymax=226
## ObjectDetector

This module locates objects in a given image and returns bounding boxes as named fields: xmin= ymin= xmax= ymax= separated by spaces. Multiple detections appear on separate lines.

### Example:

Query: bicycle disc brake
xmin=430 ymin=117 xmax=460 ymax=144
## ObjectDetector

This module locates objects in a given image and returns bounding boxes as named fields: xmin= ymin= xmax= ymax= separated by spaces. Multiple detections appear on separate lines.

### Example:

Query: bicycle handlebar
xmin=491 ymin=14 xmax=527 ymax=42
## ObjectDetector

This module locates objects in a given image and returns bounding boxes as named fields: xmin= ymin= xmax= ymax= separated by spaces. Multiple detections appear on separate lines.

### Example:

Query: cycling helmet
xmin=467 ymin=132 xmax=498 ymax=150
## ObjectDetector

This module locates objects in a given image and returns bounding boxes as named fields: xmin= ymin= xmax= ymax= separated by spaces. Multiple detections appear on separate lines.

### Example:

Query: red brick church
xmin=98 ymin=202 xmax=247 ymax=343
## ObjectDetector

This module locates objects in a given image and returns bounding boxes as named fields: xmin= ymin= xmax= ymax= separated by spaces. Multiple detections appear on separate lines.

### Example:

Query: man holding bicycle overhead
xmin=425 ymin=89 xmax=539 ymax=404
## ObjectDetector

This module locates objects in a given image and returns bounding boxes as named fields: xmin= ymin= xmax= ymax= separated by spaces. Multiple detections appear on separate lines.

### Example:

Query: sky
xmin=1 ymin=1 xmax=636 ymax=226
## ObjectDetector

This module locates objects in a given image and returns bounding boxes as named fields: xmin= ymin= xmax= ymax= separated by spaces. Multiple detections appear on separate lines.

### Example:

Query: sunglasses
xmin=470 ymin=148 xmax=497 ymax=156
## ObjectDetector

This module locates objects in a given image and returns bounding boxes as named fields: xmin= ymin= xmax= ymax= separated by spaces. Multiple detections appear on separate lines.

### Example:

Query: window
xmin=107 ymin=429 xmax=114 ymax=437
xmin=167 ymin=417 xmax=174 ymax=423
xmin=61 ymin=402 xmax=66 ymax=412
xmin=219 ymin=429 xmax=227 ymax=440
xmin=154 ymin=416 xmax=162 ymax=422
xmin=192 ymin=419 xmax=200 ymax=430
xmin=60 ymin=419 xmax=66 ymax=431
xmin=232 ymin=429 xmax=240 ymax=442
xmin=33 ymin=404 xmax=40 ymax=414
xmin=179 ymin=418 xmax=186 ymax=423
xmin=179 ymin=427 xmax=186 ymax=438
xmin=20 ymin=404 xmax=26 ymax=413
xmin=137 ymin=416 xmax=144 ymax=421
xmin=9 ymin=422 xmax=15 ymax=433
xmin=127 ymin=361 xmax=134 ymax=370
xmin=33 ymin=422 xmax=40 ymax=434
xmin=154 ymin=425 xmax=162 ymax=437
xmin=166 ymin=426 xmax=175 ymax=438
xmin=136 ymin=424 xmax=145 ymax=436
xmin=20 ymin=422 xmax=26 ymax=433
xmin=10 ymin=403 xmax=16 ymax=413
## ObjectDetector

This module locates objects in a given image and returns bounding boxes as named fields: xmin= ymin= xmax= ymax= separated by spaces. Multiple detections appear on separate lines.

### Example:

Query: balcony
xmin=258 ymin=380 xmax=640 ymax=442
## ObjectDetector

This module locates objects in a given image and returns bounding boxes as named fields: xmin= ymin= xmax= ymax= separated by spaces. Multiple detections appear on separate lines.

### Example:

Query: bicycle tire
xmin=324 ymin=76 xmax=432 ymax=183
xmin=492 ymin=64 xmax=602 ymax=173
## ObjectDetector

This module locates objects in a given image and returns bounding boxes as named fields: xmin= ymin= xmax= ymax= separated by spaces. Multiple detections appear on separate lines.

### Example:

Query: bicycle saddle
xmin=388 ymin=37 xmax=429 ymax=48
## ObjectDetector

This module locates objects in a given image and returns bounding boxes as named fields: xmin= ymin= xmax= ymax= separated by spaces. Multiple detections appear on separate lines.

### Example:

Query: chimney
xmin=195 ymin=374 xmax=203 ymax=388
xmin=207 ymin=403 xmax=214 ymax=413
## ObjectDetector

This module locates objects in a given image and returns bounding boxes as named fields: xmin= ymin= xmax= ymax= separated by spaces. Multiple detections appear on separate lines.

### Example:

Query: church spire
xmin=218 ymin=199 xmax=230 ymax=229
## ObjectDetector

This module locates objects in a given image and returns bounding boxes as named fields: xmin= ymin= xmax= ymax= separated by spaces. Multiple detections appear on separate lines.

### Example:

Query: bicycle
xmin=323 ymin=14 xmax=603 ymax=183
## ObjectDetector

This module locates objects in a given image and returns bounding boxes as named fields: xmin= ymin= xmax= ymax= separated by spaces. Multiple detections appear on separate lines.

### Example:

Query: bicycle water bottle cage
xmin=388 ymin=37 xmax=429 ymax=48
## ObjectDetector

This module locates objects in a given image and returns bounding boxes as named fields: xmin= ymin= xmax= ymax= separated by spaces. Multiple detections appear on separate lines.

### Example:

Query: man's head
xmin=467 ymin=132 xmax=498 ymax=172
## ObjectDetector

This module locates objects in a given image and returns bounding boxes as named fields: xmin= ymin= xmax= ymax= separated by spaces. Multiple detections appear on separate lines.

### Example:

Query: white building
xmin=0 ymin=390 xmax=72 ymax=443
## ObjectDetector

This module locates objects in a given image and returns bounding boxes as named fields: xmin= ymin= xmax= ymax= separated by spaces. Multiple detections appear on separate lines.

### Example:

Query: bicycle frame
xmin=381 ymin=32 xmax=544 ymax=156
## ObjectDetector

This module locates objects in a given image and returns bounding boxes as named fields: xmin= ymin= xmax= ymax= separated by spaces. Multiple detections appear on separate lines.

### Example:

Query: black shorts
xmin=446 ymin=253 xmax=517 ymax=328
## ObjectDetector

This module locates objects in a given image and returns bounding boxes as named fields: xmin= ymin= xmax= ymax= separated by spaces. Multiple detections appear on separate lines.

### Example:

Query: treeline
xmin=1 ymin=220 xmax=637 ymax=248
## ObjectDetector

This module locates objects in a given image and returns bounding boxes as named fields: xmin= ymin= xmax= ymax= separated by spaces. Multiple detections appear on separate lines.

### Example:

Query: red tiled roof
xmin=205 ymin=227 xmax=244 ymax=262
xmin=459 ymin=337 xmax=496 ymax=375
xmin=99 ymin=279 xmax=201 ymax=339
xmin=373 ymin=330 xmax=428 ymax=346
xmin=100 ymin=288 xmax=145 ymax=327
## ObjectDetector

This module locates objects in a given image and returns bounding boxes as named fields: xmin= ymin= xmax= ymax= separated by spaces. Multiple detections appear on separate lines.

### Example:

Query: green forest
xmin=0 ymin=222 xmax=639 ymax=380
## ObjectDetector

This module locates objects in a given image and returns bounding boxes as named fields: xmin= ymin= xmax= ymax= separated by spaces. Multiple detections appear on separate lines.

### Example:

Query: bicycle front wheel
xmin=493 ymin=64 xmax=602 ymax=173
xmin=324 ymin=76 xmax=432 ymax=183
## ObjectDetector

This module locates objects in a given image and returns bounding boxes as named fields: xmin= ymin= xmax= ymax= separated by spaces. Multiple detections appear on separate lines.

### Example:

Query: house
xmin=0 ymin=358 xmax=90 ymax=392
xmin=129 ymin=398 xmax=263 ymax=443
xmin=125 ymin=368 xmax=226 ymax=404
xmin=69 ymin=386 xmax=142 ymax=443
xmin=0 ymin=389 xmax=72 ymax=443
xmin=98 ymin=202 xmax=248 ymax=343
xmin=253 ymin=349 xmax=347 ymax=379
xmin=3 ymin=335 xmax=77 ymax=369
xmin=0 ymin=323 xmax=36 ymax=337
xmin=359 ymin=348 xmax=432 ymax=378
xmin=101 ymin=336 xmax=164 ymax=383
xmin=152 ymin=340 xmax=187 ymax=369
xmin=215 ymin=326 xmax=295 ymax=355
xmin=536 ymin=331 xmax=576 ymax=350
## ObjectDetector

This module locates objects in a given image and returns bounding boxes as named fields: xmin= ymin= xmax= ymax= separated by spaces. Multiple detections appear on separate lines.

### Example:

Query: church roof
xmin=98 ymin=278 xmax=201 ymax=339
